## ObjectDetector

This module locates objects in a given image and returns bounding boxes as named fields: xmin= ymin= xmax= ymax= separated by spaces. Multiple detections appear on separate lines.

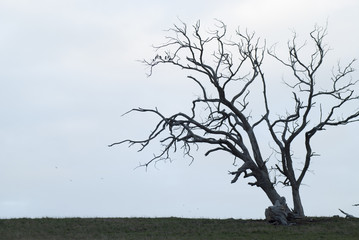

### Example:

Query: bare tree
xmin=110 ymin=20 xmax=359 ymax=218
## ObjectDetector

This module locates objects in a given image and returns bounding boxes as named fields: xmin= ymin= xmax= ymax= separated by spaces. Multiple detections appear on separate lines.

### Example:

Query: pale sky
xmin=1 ymin=0 xmax=359 ymax=219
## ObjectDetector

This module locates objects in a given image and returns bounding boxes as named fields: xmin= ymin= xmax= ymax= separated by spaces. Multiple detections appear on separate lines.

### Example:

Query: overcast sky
xmin=1 ymin=0 xmax=359 ymax=219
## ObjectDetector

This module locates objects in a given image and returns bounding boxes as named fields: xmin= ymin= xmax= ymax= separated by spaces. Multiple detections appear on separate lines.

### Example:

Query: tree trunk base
xmin=265 ymin=197 xmax=299 ymax=225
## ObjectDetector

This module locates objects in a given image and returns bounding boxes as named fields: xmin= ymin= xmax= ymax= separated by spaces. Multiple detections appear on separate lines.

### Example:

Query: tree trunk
xmin=292 ymin=186 xmax=305 ymax=217
xmin=257 ymin=171 xmax=282 ymax=205
xmin=261 ymin=184 xmax=282 ymax=205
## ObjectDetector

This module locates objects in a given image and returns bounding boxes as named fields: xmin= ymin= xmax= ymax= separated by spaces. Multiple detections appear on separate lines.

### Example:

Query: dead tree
xmin=110 ymin=20 xmax=359 ymax=219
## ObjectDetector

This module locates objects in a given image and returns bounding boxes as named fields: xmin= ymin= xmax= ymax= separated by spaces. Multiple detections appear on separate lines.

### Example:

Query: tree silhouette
xmin=110 ymin=20 xmax=359 ymax=218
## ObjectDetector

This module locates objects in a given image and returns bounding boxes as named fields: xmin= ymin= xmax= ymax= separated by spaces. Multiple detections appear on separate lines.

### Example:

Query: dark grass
xmin=0 ymin=217 xmax=358 ymax=240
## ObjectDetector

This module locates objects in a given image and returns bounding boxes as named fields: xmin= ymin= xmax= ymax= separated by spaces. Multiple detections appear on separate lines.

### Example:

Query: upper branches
xmin=111 ymin=20 xmax=272 ymax=185
xmin=144 ymin=20 xmax=265 ymax=109
xmin=266 ymin=25 xmax=358 ymax=145
xmin=111 ymin=20 xmax=359 ymax=189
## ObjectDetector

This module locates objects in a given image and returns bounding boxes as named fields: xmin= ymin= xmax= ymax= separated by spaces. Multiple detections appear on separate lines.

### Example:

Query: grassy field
xmin=0 ymin=217 xmax=358 ymax=240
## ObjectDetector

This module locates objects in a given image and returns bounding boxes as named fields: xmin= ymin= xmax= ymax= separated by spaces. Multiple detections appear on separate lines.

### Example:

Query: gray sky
xmin=1 ymin=0 xmax=359 ymax=219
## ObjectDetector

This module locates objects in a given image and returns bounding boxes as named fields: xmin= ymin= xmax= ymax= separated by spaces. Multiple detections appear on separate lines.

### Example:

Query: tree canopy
xmin=110 ymin=20 xmax=359 ymax=218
